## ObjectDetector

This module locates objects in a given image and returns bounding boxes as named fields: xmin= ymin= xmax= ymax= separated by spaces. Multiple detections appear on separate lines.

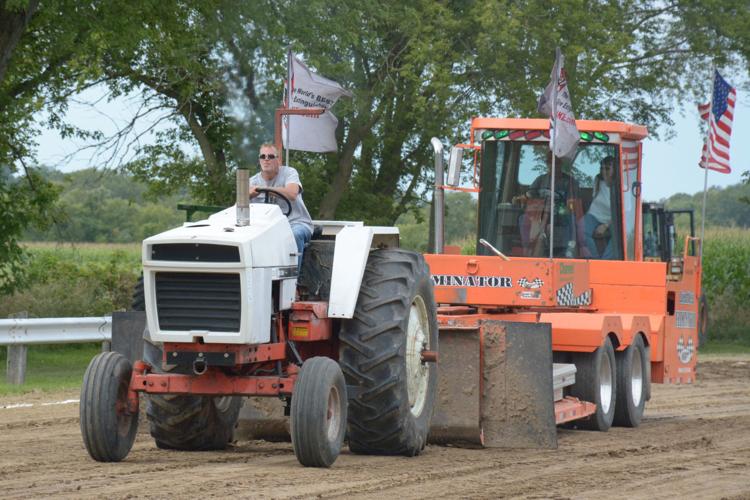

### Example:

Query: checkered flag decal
xmin=556 ymin=282 xmax=592 ymax=306
xmin=518 ymin=277 xmax=544 ymax=289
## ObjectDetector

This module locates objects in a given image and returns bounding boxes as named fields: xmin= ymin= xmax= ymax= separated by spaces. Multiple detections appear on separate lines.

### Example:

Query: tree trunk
xmin=176 ymin=101 xmax=228 ymax=204
xmin=0 ymin=0 xmax=39 ymax=84
xmin=317 ymin=120 xmax=369 ymax=219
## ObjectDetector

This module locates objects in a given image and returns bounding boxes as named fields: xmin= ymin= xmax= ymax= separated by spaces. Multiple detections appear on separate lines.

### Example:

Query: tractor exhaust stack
xmin=431 ymin=137 xmax=444 ymax=254
xmin=236 ymin=168 xmax=250 ymax=226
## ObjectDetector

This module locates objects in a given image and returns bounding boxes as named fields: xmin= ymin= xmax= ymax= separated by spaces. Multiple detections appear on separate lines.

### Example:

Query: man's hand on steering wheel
xmin=253 ymin=187 xmax=293 ymax=217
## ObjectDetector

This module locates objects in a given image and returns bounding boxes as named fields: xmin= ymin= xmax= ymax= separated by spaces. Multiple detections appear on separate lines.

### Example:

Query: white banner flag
xmin=537 ymin=48 xmax=579 ymax=161
xmin=283 ymin=52 xmax=353 ymax=153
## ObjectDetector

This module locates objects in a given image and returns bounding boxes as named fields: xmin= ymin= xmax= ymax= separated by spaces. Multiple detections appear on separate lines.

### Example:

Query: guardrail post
xmin=6 ymin=312 xmax=28 ymax=385
xmin=7 ymin=345 xmax=28 ymax=385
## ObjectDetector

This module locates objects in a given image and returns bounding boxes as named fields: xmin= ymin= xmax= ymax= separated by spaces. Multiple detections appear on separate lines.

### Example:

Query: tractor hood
xmin=142 ymin=204 xmax=297 ymax=270
xmin=141 ymin=203 xmax=297 ymax=345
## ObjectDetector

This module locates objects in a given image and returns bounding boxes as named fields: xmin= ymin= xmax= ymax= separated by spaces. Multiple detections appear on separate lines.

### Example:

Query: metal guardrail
xmin=1 ymin=316 xmax=113 ymax=385
xmin=0 ymin=317 xmax=112 ymax=346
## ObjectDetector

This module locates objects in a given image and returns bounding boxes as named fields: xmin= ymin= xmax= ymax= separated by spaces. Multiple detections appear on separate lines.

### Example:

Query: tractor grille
xmin=150 ymin=243 xmax=240 ymax=263
xmin=155 ymin=272 xmax=241 ymax=332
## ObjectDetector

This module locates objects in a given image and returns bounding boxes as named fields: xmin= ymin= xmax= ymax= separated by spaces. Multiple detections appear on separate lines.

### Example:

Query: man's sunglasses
xmin=259 ymin=154 xmax=277 ymax=160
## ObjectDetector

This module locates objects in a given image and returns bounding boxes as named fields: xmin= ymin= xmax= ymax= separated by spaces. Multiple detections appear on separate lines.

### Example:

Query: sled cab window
xmin=478 ymin=139 xmax=622 ymax=259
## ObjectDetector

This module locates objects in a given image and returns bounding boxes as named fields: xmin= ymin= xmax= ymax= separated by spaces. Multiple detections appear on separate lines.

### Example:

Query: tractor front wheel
xmin=80 ymin=352 xmax=138 ymax=462
xmin=290 ymin=357 xmax=347 ymax=467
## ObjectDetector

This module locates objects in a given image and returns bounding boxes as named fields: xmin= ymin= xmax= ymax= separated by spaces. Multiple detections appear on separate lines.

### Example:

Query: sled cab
xmin=467 ymin=118 xmax=648 ymax=261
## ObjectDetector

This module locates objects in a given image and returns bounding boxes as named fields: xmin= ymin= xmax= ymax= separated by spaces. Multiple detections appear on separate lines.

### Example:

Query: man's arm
xmin=249 ymin=183 xmax=300 ymax=200
xmin=275 ymin=167 xmax=303 ymax=201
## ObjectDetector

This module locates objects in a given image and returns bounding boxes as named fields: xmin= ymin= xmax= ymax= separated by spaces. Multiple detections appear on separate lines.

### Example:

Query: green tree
xmin=397 ymin=192 xmax=477 ymax=252
xmin=0 ymin=0 xmax=166 ymax=291
xmin=664 ymin=181 xmax=750 ymax=228
xmin=0 ymin=0 xmax=227 ymax=291
xmin=25 ymin=168 xmax=185 ymax=243
xmin=96 ymin=1 xmax=286 ymax=205
xmin=276 ymin=0 xmax=750 ymax=225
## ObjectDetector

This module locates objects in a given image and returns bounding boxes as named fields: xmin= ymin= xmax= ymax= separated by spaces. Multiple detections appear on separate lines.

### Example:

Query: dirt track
xmin=1 ymin=354 xmax=749 ymax=499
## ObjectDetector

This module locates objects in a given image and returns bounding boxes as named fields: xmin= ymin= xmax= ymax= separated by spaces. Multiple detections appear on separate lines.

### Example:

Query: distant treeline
xmin=24 ymin=166 xmax=750 ymax=245
xmin=25 ymin=168 xmax=186 ymax=243
xmin=663 ymin=182 xmax=750 ymax=229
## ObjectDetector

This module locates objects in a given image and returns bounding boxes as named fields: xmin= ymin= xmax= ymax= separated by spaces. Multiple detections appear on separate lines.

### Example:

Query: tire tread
xmin=339 ymin=248 xmax=437 ymax=456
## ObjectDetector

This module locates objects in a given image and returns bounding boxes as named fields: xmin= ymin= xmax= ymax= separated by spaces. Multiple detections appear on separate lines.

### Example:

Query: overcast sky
xmin=35 ymin=86 xmax=749 ymax=202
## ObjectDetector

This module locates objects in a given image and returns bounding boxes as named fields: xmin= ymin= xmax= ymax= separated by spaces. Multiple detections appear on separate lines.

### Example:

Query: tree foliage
xmin=0 ymin=0 xmax=126 ymax=293
xmin=24 ymin=167 xmax=185 ymax=243
xmin=398 ymin=192 xmax=478 ymax=252
xmin=0 ymin=166 xmax=58 ymax=294
xmin=118 ymin=0 xmax=750 ymax=223
xmin=664 ymin=181 xmax=750 ymax=229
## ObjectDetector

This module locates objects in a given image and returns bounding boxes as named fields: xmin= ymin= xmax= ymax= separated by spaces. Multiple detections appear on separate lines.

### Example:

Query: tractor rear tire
xmin=143 ymin=341 xmax=243 ymax=450
xmin=80 ymin=352 xmax=138 ymax=462
xmin=570 ymin=337 xmax=617 ymax=431
xmin=131 ymin=273 xmax=145 ymax=311
xmin=613 ymin=335 xmax=648 ymax=427
xmin=291 ymin=357 xmax=347 ymax=467
xmin=339 ymin=249 xmax=438 ymax=456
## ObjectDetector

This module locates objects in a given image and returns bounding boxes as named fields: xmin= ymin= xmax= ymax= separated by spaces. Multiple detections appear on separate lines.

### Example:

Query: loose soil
xmin=1 ymin=355 xmax=749 ymax=499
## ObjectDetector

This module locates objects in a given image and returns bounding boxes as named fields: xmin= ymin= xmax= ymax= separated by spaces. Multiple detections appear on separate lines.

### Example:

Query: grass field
xmin=0 ymin=242 xmax=141 ymax=319
xmin=0 ymin=344 xmax=101 ymax=396
xmin=700 ymin=227 xmax=750 ymax=343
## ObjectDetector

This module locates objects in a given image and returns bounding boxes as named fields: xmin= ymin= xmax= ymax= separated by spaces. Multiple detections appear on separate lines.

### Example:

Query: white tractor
xmin=80 ymin=169 xmax=439 ymax=467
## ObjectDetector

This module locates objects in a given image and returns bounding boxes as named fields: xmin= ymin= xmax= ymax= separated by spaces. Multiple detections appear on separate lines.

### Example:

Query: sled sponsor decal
xmin=676 ymin=310 xmax=696 ymax=329
xmin=517 ymin=277 xmax=544 ymax=299
xmin=677 ymin=335 xmax=695 ymax=364
xmin=559 ymin=262 xmax=574 ymax=275
xmin=679 ymin=291 xmax=695 ymax=305
xmin=518 ymin=277 xmax=544 ymax=289
xmin=555 ymin=282 xmax=592 ymax=306
xmin=431 ymin=274 xmax=513 ymax=288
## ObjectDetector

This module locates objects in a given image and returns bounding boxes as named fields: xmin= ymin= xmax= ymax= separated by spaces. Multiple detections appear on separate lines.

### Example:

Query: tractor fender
xmin=326 ymin=226 xmax=399 ymax=318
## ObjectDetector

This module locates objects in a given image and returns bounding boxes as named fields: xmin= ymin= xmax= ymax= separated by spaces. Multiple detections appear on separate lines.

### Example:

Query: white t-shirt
xmin=587 ymin=178 xmax=611 ymax=224
xmin=249 ymin=165 xmax=313 ymax=232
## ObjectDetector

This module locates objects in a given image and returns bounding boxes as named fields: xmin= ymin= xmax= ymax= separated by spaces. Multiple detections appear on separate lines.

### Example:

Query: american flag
xmin=621 ymin=141 xmax=640 ymax=190
xmin=698 ymin=71 xmax=736 ymax=174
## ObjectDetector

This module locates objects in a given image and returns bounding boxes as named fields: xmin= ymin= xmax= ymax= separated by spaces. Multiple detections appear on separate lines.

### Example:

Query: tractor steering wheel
xmin=254 ymin=187 xmax=293 ymax=217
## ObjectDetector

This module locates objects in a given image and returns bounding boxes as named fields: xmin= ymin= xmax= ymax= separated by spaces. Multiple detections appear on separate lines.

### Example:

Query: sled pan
xmin=235 ymin=397 xmax=291 ymax=442
xmin=429 ymin=320 xmax=557 ymax=449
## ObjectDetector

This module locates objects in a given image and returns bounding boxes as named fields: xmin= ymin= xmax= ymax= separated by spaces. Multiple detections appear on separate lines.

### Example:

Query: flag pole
xmin=549 ymin=155 xmax=556 ymax=258
xmin=700 ymin=148 xmax=708 ymax=262
xmin=699 ymin=69 xmax=715 ymax=263
xmin=548 ymin=47 xmax=561 ymax=259
xmin=286 ymin=49 xmax=292 ymax=167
